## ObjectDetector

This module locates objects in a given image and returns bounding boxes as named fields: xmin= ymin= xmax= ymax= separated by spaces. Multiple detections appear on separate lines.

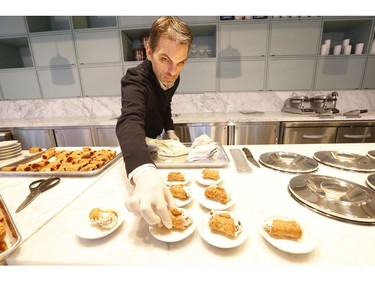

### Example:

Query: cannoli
xmin=0 ymin=240 xmax=8 ymax=253
xmin=29 ymin=146 xmax=42 ymax=154
xmin=169 ymin=208 xmax=193 ymax=230
xmin=169 ymin=185 xmax=191 ymax=200
xmin=202 ymin=169 xmax=220 ymax=181
xmin=89 ymin=208 xmax=118 ymax=230
xmin=208 ymin=211 xmax=242 ymax=237
xmin=205 ymin=185 xmax=230 ymax=204
xmin=167 ymin=172 xmax=185 ymax=182
xmin=0 ymin=222 xmax=6 ymax=241
xmin=264 ymin=219 xmax=303 ymax=240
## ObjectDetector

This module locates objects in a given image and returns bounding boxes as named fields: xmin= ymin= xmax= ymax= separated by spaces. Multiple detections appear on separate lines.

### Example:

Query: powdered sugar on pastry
xmin=89 ymin=208 xmax=118 ymax=230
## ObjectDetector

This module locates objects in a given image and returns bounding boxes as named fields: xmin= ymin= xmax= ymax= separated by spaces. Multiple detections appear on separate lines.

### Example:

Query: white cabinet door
xmin=219 ymin=60 xmax=266 ymax=91
xmin=178 ymin=61 xmax=216 ymax=93
xmin=30 ymin=33 xmax=77 ymax=67
xmin=0 ymin=69 xmax=41 ymax=99
xmin=80 ymin=65 xmax=123 ymax=97
xmin=118 ymin=16 xmax=158 ymax=27
xmin=0 ymin=16 xmax=27 ymax=36
xmin=37 ymin=67 xmax=82 ymax=98
xmin=363 ymin=57 xmax=375 ymax=89
xmin=75 ymin=30 xmax=121 ymax=64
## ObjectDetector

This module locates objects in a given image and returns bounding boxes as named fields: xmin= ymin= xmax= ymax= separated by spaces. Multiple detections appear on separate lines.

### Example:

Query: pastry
xmin=205 ymin=185 xmax=230 ymax=204
xmin=89 ymin=208 xmax=118 ymax=230
xmin=169 ymin=184 xmax=191 ymax=200
xmin=264 ymin=219 xmax=303 ymax=240
xmin=0 ymin=240 xmax=8 ymax=253
xmin=167 ymin=172 xmax=185 ymax=182
xmin=29 ymin=147 xmax=42 ymax=154
xmin=202 ymin=169 xmax=220 ymax=181
xmin=169 ymin=208 xmax=193 ymax=230
xmin=208 ymin=211 xmax=242 ymax=237
xmin=0 ymin=222 xmax=6 ymax=241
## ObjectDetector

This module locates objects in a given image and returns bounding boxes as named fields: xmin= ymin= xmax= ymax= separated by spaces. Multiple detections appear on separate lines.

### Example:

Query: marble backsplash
xmin=0 ymin=90 xmax=374 ymax=119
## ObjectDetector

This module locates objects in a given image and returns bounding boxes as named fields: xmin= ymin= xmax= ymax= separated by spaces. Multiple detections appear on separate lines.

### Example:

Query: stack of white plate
xmin=0 ymin=140 xmax=22 ymax=160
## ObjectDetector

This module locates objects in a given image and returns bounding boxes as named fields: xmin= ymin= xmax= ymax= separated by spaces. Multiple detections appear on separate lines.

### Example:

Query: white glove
xmin=125 ymin=167 xmax=176 ymax=228
xmin=166 ymin=130 xmax=180 ymax=141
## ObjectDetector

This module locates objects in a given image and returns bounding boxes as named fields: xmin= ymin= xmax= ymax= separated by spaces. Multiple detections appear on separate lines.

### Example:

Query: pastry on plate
xmin=208 ymin=210 xmax=242 ymax=237
xmin=0 ymin=240 xmax=8 ymax=253
xmin=202 ymin=169 xmax=220 ymax=181
xmin=169 ymin=184 xmax=191 ymax=200
xmin=167 ymin=172 xmax=185 ymax=182
xmin=205 ymin=185 xmax=230 ymax=204
xmin=0 ymin=222 xmax=6 ymax=241
xmin=264 ymin=219 xmax=303 ymax=240
xmin=89 ymin=208 xmax=118 ymax=230
xmin=169 ymin=208 xmax=193 ymax=230
xmin=29 ymin=146 xmax=43 ymax=154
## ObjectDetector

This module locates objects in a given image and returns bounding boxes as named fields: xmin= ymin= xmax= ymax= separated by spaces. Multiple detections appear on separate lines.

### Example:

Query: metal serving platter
xmin=289 ymin=174 xmax=375 ymax=225
xmin=367 ymin=150 xmax=375 ymax=160
xmin=366 ymin=174 xmax=375 ymax=190
xmin=0 ymin=194 xmax=22 ymax=262
xmin=259 ymin=151 xmax=319 ymax=173
xmin=152 ymin=143 xmax=230 ymax=168
xmin=314 ymin=151 xmax=375 ymax=172
xmin=0 ymin=146 xmax=122 ymax=177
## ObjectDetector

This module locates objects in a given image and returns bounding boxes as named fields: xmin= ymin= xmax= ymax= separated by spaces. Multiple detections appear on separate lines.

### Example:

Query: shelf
xmin=0 ymin=37 xmax=33 ymax=69
xmin=72 ymin=16 xmax=117 ymax=29
xmin=26 ymin=16 xmax=71 ymax=33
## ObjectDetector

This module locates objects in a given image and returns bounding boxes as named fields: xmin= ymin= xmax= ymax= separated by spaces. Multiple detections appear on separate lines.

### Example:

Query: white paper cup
xmin=324 ymin=39 xmax=331 ymax=55
xmin=343 ymin=45 xmax=352 ymax=55
xmin=355 ymin=43 xmax=364 ymax=54
xmin=343 ymin=38 xmax=350 ymax=47
xmin=320 ymin=44 xmax=328 ymax=55
xmin=333 ymin=45 xmax=342 ymax=55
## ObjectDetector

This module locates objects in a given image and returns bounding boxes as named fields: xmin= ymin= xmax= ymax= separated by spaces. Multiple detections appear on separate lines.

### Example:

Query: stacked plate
xmin=0 ymin=140 xmax=22 ymax=160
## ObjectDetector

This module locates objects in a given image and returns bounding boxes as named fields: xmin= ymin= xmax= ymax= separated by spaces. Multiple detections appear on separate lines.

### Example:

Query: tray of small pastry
xmin=0 ymin=194 xmax=22 ymax=262
xmin=0 ymin=146 xmax=122 ymax=177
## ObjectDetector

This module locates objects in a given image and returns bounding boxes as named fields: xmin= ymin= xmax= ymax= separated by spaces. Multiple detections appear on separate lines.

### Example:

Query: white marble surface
xmin=5 ymin=143 xmax=375 ymax=267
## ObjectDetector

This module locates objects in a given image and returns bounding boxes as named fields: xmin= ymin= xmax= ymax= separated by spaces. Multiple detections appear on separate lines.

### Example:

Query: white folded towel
xmin=146 ymin=138 xmax=190 ymax=157
xmin=187 ymin=142 xmax=221 ymax=161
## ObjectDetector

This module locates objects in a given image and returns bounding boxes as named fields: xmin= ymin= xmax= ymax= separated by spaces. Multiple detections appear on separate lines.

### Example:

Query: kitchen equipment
xmin=289 ymin=174 xmax=375 ymax=225
xmin=242 ymin=147 xmax=261 ymax=168
xmin=314 ymin=151 xmax=375 ymax=172
xmin=343 ymin=109 xmax=368 ymax=118
xmin=282 ymin=92 xmax=339 ymax=115
xmin=16 ymin=177 xmax=61 ymax=213
xmin=366 ymin=174 xmax=375 ymax=190
xmin=229 ymin=149 xmax=252 ymax=173
xmin=0 ymin=131 xmax=12 ymax=141
xmin=259 ymin=151 xmax=319 ymax=173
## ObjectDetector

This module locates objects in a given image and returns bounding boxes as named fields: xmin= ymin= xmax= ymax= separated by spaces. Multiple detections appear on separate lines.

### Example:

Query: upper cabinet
xmin=0 ymin=17 xmax=27 ymax=36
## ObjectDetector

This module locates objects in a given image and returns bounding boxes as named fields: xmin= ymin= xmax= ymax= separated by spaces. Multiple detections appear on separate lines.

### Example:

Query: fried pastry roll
xmin=0 ymin=222 xmax=6 ymax=241
xmin=167 ymin=172 xmax=185 ymax=182
xmin=205 ymin=185 xmax=230 ymax=204
xmin=208 ymin=211 xmax=242 ymax=237
xmin=89 ymin=208 xmax=118 ymax=230
xmin=41 ymin=148 xmax=56 ymax=160
xmin=264 ymin=219 xmax=302 ymax=240
xmin=169 ymin=185 xmax=191 ymax=200
xmin=202 ymin=169 xmax=220 ymax=181
xmin=28 ymin=146 xmax=42 ymax=154
xmin=169 ymin=208 xmax=193 ymax=230
xmin=0 ymin=240 xmax=8 ymax=253
xmin=1 ymin=166 xmax=17 ymax=171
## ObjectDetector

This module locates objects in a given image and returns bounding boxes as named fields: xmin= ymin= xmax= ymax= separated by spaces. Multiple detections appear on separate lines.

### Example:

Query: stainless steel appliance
xmin=0 ymin=130 xmax=12 ymax=141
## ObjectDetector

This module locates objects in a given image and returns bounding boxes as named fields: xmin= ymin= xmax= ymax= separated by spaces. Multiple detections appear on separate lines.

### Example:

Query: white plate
xmin=0 ymin=147 xmax=22 ymax=157
xmin=195 ymin=170 xmax=223 ymax=186
xmin=0 ymin=149 xmax=22 ymax=160
xmin=76 ymin=208 xmax=125 ymax=239
xmin=0 ymin=140 xmax=19 ymax=148
xmin=149 ymin=218 xmax=196 ymax=243
xmin=165 ymin=171 xmax=191 ymax=185
xmin=259 ymin=216 xmax=316 ymax=254
xmin=174 ymin=193 xmax=194 ymax=208
xmin=0 ymin=144 xmax=21 ymax=154
xmin=198 ymin=212 xmax=248 ymax=248
xmin=197 ymin=187 xmax=236 ymax=211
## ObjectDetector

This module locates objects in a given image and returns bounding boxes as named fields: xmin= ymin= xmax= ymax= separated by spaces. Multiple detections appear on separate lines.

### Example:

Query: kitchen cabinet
xmin=0 ymin=16 xmax=27 ymax=36
xmin=363 ymin=56 xmax=375 ymax=89
xmin=11 ymin=128 xmax=56 ymax=149
xmin=72 ymin=16 xmax=117 ymax=30
xmin=26 ymin=16 xmax=71 ymax=33
xmin=174 ymin=123 xmax=228 ymax=145
xmin=178 ymin=61 xmax=217 ymax=93
xmin=94 ymin=126 xmax=119 ymax=146
xmin=230 ymin=122 xmax=279 ymax=144
xmin=54 ymin=127 xmax=95 ymax=146
xmin=336 ymin=123 xmax=375 ymax=143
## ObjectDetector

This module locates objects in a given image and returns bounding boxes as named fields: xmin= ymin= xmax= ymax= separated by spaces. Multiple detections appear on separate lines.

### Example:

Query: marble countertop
xmin=4 ymin=143 xmax=375 ymax=268
xmin=2 ymin=111 xmax=375 ymax=128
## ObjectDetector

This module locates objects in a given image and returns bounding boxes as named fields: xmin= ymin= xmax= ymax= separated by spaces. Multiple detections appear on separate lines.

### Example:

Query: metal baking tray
xmin=0 ymin=146 xmax=122 ymax=177
xmin=152 ymin=143 xmax=230 ymax=168
xmin=314 ymin=151 xmax=375 ymax=172
xmin=0 ymin=194 xmax=22 ymax=262
xmin=289 ymin=174 xmax=375 ymax=225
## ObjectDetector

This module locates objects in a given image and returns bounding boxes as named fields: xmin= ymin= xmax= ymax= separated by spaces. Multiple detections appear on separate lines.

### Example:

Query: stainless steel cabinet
xmin=95 ymin=126 xmax=119 ymax=146
xmin=54 ymin=127 xmax=95 ymax=147
xmin=11 ymin=128 xmax=56 ymax=149
xmin=336 ymin=124 xmax=375 ymax=143
xmin=230 ymin=122 xmax=279 ymax=144
xmin=174 ymin=123 xmax=228 ymax=145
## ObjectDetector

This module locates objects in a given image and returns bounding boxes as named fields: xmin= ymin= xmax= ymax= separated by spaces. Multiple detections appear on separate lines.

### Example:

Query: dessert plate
xmin=76 ymin=207 xmax=125 ymax=239
xmin=198 ymin=212 xmax=247 ymax=248
xmin=149 ymin=220 xmax=196 ymax=243
xmin=197 ymin=187 xmax=236 ymax=211
xmin=259 ymin=215 xmax=316 ymax=254
xmin=174 ymin=192 xmax=194 ymax=208
xmin=196 ymin=170 xmax=223 ymax=186
xmin=0 ymin=140 xmax=19 ymax=148
xmin=164 ymin=171 xmax=191 ymax=185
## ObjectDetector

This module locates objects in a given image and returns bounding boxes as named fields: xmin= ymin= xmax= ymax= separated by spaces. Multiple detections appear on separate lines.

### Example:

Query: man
xmin=116 ymin=17 xmax=193 ymax=229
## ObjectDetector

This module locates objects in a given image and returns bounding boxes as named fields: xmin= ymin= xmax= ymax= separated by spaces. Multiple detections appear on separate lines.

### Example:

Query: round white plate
xmin=198 ymin=212 xmax=247 ymax=248
xmin=175 ymin=193 xmax=194 ymax=208
xmin=259 ymin=215 xmax=316 ymax=254
xmin=165 ymin=171 xmax=191 ymax=186
xmin=195 ymin=172 xmax=223 ymax=186
xmin=0 ymin=149 xmax=22 ymax=160
xmin=0 ymin=142 xmax=21 ymax=152
xmin=149 ymin=219 xmax=196 ymax=243
xmin=76 ymin=208 xmax=125 ymax=240
xmin=197 ymin=187 xmax=236 ymax=211
xmin=0 ymin=147 xmax=22 ymax=156
xmin=0 ymin=140 xmax=19 ymax=148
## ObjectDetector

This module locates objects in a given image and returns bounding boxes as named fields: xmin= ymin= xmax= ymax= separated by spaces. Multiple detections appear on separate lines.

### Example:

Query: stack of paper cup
xmin=324 ymin=39 xmax=331 ymax=55
xmin=370 ymin=38 xmax=375 ymax=55
xmin=342 ymin=39 xmax=350 ymax=54
xmin=333 ymin=45 xmax=342 ymax=55
xmin=355 ymin=43 xmax=364 ymax=55
xmin=321 ymin=44 xmax=328 ymax=55
xmin=343 ymin=45 xmax=352 ymax=55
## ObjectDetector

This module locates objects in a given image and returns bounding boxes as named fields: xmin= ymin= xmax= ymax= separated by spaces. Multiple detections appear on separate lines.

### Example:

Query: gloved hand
xmin=125 ymin=167 xmax=176 ymax=228
xmin=166 ymin=130 xmax=180 ymax=141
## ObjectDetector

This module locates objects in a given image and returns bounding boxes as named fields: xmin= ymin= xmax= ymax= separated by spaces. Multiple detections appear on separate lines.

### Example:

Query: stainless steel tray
xmin=0 ymin=194 xmax=22 ymax=262
xmin=289 ymin=174 xmax=375 ymax=225
xmin=152 ymin=143 xmax=230 ymax=168
xmin=314 ymin=151 xmax=375 ymax=172
xmin=0 ymin=146 xmax=122 ymax=177
xmin=259 ymin=151 xmax=319 ymax=173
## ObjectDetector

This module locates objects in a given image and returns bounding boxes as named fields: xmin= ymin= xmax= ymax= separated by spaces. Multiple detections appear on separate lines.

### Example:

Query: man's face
xmin=146 ymin=36 xmax=189 ymax=88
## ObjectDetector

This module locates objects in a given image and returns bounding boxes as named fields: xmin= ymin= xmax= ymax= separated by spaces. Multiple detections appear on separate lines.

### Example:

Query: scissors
xmin=16 ymin=177 xmax=61 ymax=213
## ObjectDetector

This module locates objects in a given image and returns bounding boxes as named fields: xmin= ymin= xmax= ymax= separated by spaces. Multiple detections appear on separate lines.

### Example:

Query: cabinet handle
xmin=343 ymin=134 xmax=371 ymax=139
xmin=302 ymin=134 xmax=328 ymax=139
